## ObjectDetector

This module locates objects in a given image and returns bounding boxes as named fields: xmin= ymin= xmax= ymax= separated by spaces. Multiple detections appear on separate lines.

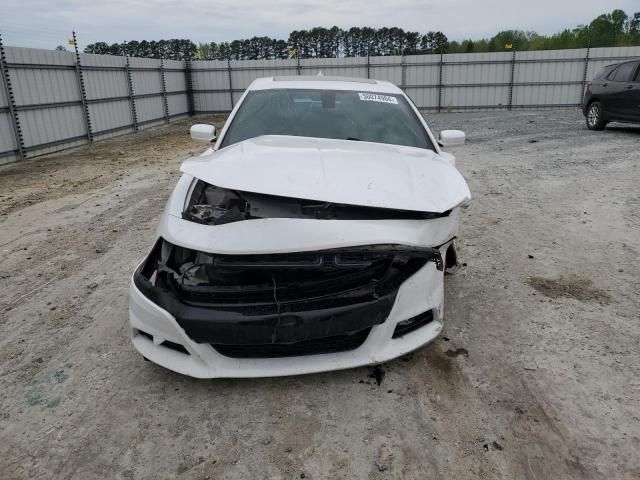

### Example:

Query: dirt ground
xmin=1 ymin=110 xmax=639 ymax=480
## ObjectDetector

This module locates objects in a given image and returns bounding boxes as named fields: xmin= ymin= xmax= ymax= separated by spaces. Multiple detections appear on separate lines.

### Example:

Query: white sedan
xmin=129 ymin=75 xmax=470 ymax=378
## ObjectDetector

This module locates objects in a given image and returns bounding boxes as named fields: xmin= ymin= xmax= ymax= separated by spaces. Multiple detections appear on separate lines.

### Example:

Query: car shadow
xmin=605 ymin=124 xmax=640 ymax=134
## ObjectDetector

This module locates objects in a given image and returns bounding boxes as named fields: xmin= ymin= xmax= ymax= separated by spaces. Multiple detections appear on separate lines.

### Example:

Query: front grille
xmin=174 ymin=251 xmax=412 ymax=305
xmin=212 ymin=328 xmax=371 ymax=358
xmin=142 ymin=239 xmax=441 ymax=308
xmin=135 ymin=239 xmax=444 ymax=346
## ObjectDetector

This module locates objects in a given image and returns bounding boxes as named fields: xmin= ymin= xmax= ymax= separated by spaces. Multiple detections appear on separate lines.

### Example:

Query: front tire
xmin=444 ymin=242 xmax=458 ymax=275
xmin=445 ymin=243 xmax=458 ymax=270
xmin=586 ymin=101 xmax=606 ymax=131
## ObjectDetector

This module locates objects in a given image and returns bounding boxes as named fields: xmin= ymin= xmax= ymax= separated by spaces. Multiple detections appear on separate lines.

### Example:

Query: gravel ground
xmin=0 ymin=110 xmax=639 ymax=480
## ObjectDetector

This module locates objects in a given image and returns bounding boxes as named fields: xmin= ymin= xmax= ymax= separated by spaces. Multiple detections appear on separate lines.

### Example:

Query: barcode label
xmin=358 ymin=93 xmax=398 ymax=104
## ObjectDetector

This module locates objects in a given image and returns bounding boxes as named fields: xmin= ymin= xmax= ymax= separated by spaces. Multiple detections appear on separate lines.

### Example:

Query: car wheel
xmin=586 ymin=102 xmax=606 ymax=131
xmin=444 ymin=242 xmax=458 ymax=275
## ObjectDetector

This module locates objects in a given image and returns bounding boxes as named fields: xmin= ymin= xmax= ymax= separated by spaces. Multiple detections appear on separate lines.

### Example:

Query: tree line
xmin=83 ymin=9 xmax=639 ymax=61
xmin=82 ymin=39 xmax=198 ymax=60
xmin=82 ymin=28 xmax=449 ymax=60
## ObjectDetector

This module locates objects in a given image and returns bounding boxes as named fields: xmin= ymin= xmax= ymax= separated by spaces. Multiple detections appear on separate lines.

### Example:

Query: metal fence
xmin=0 ymin=39 xmax=190 ymax=165
xmin=190 ymin=46 xmax=640 ymax=112
xmin=1 ymin=42 xmax=640 ymax=165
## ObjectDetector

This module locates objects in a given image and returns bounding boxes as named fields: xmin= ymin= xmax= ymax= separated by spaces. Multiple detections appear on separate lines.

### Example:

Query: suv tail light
xmin=585 ymin=81 xmax=592 ymax=92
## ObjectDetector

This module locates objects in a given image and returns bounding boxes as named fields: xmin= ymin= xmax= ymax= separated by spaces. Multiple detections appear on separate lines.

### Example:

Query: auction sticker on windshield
xmin=358 ymin=93 xmax=398 ymax=104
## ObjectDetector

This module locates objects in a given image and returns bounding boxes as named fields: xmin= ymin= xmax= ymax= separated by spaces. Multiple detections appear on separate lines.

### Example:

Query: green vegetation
xmin=452 ymin=10 xmax=639 ymax=52
xmin=83 ymin=9 xmax=639 ymax=60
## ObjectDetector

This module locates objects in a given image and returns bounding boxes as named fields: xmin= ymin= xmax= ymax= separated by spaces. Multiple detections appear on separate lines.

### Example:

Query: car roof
xmin=249 ymin=75 xmax=403 ymax=94
xmin=605 ymin=58 xmax=640 ymax=68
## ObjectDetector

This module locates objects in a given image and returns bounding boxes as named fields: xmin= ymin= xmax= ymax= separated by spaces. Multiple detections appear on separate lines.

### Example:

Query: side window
xmin=610 ymin=62 xmax=638 ymax=82
xmin=596 ymin=65 xmax=617 ymax=79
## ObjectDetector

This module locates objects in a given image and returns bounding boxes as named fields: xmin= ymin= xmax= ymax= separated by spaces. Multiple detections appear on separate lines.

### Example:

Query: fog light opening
xmin=392 ymin=310 xmax=434 ymax=338
xmin=135 ymin=329 xmax=153 ymax=341
xmin=134 ymin=329 xmax=190 ymax=355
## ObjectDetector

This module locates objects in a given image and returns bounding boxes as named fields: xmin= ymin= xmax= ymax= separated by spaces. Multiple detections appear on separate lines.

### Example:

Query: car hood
xmin=180 ymin=135 xmax=471 ymax=213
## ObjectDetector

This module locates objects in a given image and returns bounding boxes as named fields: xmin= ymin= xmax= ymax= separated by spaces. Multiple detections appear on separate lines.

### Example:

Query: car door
xmin=626 ymin=64 xmax=640 ymax=121
xmin=607 ymin=61 xmax=640 ymax=118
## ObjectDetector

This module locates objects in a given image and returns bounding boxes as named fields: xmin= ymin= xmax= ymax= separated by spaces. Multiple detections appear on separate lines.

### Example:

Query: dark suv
xmin=583 ymin=59 xmax=640 ymax=130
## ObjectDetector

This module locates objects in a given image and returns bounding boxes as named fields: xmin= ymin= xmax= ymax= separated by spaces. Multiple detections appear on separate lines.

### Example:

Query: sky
xmin=1 ymin=0 xmax=638 ymax=49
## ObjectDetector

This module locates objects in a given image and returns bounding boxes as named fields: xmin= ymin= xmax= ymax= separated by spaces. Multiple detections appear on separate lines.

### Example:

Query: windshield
xmin=221 ymin=88 xmax=435 ymax=151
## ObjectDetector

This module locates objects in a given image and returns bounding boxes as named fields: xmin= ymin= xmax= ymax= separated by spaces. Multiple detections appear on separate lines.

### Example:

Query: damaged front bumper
xmin=128 ymin=210 xmax=458 ymax=378
xmin=129 ymin=257 xmax=445 ymax=378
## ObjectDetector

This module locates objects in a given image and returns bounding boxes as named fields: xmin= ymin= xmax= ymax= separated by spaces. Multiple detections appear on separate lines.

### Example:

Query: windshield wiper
xmin=345 ymin=137 xmax=360 ymax=141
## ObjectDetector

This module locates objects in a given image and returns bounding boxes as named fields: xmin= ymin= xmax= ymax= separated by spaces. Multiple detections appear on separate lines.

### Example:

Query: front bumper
xmin=129 ymin=246 xmax=446 ymax=379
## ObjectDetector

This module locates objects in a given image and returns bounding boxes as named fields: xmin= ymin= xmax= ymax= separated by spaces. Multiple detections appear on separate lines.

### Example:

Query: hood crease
xmin=181 ymin=135 xmax=471 ymax=213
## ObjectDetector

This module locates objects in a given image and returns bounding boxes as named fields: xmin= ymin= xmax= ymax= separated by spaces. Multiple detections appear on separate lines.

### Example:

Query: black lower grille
xmin=212 ymin=328 xmax=371 ymax=358
xmin=135 ymin=239 xmax=444 ymax=347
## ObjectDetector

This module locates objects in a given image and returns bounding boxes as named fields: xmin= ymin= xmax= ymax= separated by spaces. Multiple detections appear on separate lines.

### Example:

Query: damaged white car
xmin=129 ymin=76 xmax=470 ymax=378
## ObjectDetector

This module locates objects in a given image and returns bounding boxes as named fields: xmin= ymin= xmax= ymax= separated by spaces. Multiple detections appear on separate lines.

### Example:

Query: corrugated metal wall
xmin=5 ymin=47 xmax=87 ymax=158
xmin=164 ymin=59 xmax=189 ymax=118
xmin=190 ymin=46 xmax=640 ymax=113
xmin=0 ymin=45 xmax=189 ymax=165
xmin=1 ymin=45 xmax=639 ymax=165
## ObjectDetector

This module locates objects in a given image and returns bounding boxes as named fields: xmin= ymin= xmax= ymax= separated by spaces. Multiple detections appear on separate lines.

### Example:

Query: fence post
xmin=185 ymin=57 xmax=194 ymax=116
xmin=0 ymin=33 xmax=25 ymax=160
xmin=296 ymin=53 xmax=301 ymax=75
xmin=437 ymin=51 xmax=444 ymax=113
xmin=160 ymin=57 xmax=169 ymax=122
xmin=227 ymin=58 xmax=234 ymax=110
xmin=72 ymin=31 xmax=93 ymax=141
xmin=366 ymin=52 xmax=371 ymax=79
xmin=580 ymin=42 xmax=591 ymax=108
xmin=123 ymin=43 xmax=138 ymax=131
xmin=401 ymin=54 xmax=406 ymax=91
xmin=507 ymin=49 xmax=516 ymax=111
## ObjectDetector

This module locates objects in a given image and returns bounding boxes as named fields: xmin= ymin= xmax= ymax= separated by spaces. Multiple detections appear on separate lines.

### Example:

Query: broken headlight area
xmin=183 ymin=181 xmax=250 ymax=225
xmin=182 ymin=179 xmax=451 ymax=225
xmin=134 ymin=238 xmax=443 ymax=354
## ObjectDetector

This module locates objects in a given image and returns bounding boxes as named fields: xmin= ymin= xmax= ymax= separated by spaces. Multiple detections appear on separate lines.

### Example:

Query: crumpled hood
xmin=180 ymin=135 xmax=471 ymax=213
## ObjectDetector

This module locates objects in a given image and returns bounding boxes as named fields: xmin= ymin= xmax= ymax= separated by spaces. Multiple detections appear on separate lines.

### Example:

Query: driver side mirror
xmin=190 ymin=124 xmax=217 ymax=144
xmin=439 ymin=130 xmax=465 ymax=147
